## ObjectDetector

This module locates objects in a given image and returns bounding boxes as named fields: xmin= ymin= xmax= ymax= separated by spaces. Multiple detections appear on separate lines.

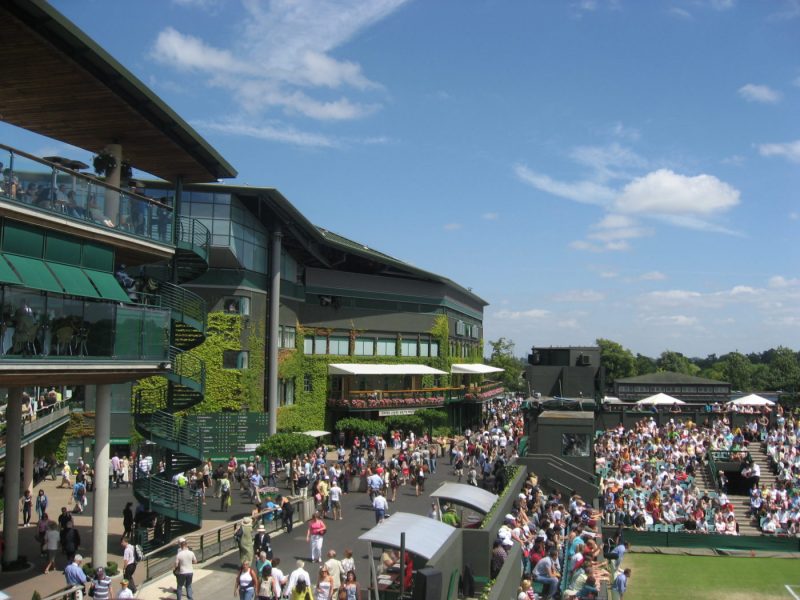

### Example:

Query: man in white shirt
xmin=325 ymin=550 xmax=344 ymax=597
xmin=373 ymin=491 xmax=389 ymax=524
xmin=271 ymin=557 xmax=287 ymax=597
xmin=284 ymin=559 xmax=311 ymax=598
xmin=174 ymin=538 xmax=197 ymax=600
xmin=330 ymin=480 xmax=343 ymax=520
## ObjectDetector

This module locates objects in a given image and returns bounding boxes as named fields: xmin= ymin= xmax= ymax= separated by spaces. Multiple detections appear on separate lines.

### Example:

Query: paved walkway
xmin=0 ymin=471 xmax=267 ymax=598
xmin=140 ymin=458 xmax=494 ymax=600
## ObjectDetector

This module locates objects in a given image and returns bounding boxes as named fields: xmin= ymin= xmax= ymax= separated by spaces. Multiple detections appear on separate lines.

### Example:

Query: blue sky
xmin=3 ymin=0 xmax=799 ymax=357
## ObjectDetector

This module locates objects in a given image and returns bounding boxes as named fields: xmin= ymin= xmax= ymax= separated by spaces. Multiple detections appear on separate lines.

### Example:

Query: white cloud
xmin=644 ymin=289 xmax=703 ymax=303
xmin=569 ymin=239 xmax=630 ymax=253
xmin=569 ymin=143 xmax=647 ymax=181
xmin=150 ymin=0 xmax=409 ymax=129
xmin=443 ymin=223 xmax=462 ymax=231
xmin=557 ymin=319 xmax=580 ymax=329
xmin=768 ymin=275 xmax=800 ymax=288
xmin=709 ymin=0 xmax=735 ymax=10
xmin=600 ymin=271 xmax=619 ymax=279
xmin=645 ymin=315 xmax=698 ymax=326
xmin=482 ymin=212 xmax=499 ymax=221
xmin=514 ymin=164 xmax=615 ymax=205
xmin=593 ymin=214 xmax=636 ymax=229
xmin=195 ymin=118 xmax=337 ymax=148
xmin=614 ymin=169 xmax=740 ymax=216
xmin=668 ymin=7 xmax=693 ymax=19
xmin=640 ymin=271 xmax=667 ymax=281
xmin=721 ymin=155 xmax=745 ymax=166
xmin=737 ymin=83 xmax=782 ymax=104
xmin=758 ymin=140 xmax=800 ymax=164
xmin=494 ymin=308 xmax=551 ymax=320
xmin=611 ymin=122 xmax=641 ymax=141
xmin=553 ymin=290 xmax=606 ymax=302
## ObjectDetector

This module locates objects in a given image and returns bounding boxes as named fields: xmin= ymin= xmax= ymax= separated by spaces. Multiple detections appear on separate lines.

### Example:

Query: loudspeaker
xmin=413 ymin=567 xmax=443 ymax=600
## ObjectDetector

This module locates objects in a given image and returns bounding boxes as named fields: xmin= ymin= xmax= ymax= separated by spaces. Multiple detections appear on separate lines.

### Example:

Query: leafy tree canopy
xmin=335 ymin=417 xmax=387 ymax=437
xmin=257 ymin=432 xmax=317 ymax=459
xmin=597 ymin=338 xmax=636 ymax=385
xmin=488 ymin=337 xmax=524 ymax=391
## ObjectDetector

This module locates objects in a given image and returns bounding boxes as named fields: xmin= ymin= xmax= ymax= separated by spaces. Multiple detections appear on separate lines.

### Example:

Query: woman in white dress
xmin=122 ymin=456 xmax=131 ymax=486
xmin=315 ymin=565 xmax=333 ymax=600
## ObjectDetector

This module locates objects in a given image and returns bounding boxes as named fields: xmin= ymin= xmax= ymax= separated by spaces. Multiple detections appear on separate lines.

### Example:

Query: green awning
xmin=46 ymin=262 xmax=100 ymax=298
xmin=4 ymin=254 xmax=63 ymax=293
xmin=0 ymin=255 xmax=22 ymax=286
xmin=84 ymin=269 xmax=130 ymax=303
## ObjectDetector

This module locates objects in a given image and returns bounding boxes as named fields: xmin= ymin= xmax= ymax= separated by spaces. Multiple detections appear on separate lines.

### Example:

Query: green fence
xmin=603 ymin=527 xmax=800 ymax=553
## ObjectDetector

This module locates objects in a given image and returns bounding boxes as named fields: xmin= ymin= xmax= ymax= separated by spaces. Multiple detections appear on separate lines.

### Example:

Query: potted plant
xmin=92 ymin=151 xmax=117 ymax=176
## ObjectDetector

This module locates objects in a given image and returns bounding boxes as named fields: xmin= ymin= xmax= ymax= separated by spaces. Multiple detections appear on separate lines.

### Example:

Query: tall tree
xmin=635 ymin=354 xmax=657 ymax=375
xmin=657 ymin=350 xmax=699 ymax=375
xmin=596 ymin=338 xmax=636 ymax=387
xmin=720 ymin=351 xmax=753 ymax=391
xmin=488 ymin=337 xmax=524 ymax=391
xmin=768 ymin=346 xmax=800 ymax=392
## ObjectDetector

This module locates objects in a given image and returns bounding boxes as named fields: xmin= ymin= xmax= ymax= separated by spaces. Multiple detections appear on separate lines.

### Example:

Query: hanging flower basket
xmin=92 ymin=151 xmax=117 ymax=176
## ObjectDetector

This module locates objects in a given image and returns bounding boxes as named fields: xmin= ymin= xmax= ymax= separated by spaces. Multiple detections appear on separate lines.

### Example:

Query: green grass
xmin=624 ymin=553 xmax=800 ymax=600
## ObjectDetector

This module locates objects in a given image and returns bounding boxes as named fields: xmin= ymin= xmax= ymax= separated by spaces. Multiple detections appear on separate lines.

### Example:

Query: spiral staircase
xmin=132 ymin=216 xmax=211 ymax=549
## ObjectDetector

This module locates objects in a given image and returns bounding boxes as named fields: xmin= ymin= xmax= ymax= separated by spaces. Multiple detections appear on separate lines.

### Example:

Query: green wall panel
xmin=82 ymin=243 xmax=114 ymax=272
xmin=3 ymin=221 xmax=44 ymax=258
xmin=45 ymin=233 xmax=82 ymax=266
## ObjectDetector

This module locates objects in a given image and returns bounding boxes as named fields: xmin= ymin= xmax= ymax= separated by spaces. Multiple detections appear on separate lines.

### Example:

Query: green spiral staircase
xmin=132 ymin=216 xmax=211 ymax=549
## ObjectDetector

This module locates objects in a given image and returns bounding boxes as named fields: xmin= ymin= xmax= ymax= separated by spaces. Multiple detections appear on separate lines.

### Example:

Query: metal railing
xmin=135 ymin=409 xmax=204 ymax=456
xmin=133 ymin=474 xmax=204 ymax=523
xmin=0 ymin=143 xmax=173 ymax=246
xmin=328 ymin=386 xmax=462 ymax=410
xmin=177 ymin=215 xmax=210 ymax=252
xmin=40 ymin=585 xmax=84 ymax=600
xmin=141 ymin=498 xmax=304 ymax=582
xmin=157 ymin=280 xmax=206 ymax=328
xmin=169 ymin=346 xmax=206 ymax=392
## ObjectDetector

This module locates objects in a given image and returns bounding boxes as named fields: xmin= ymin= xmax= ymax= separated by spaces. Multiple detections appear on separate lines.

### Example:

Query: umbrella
xmin=302 ymin=430 xmax=330 ymax=438
xmin=636 ymin=393 xmax=685 ymax=405
xmin=727 ymin=394 xmax=774 ymax=406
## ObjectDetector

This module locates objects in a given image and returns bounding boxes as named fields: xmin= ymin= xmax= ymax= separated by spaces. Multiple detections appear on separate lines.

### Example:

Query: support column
xmin=267 ymin=227 xmax=282 ymax=435
xmin=23 ymin=443 xmax=35 ymax=495
xmin=171 ymin=176 xmax=183 ymax=284
xmin=103 ymin=143 xmax=122 ymax=224
xmin=2 ymin=387 xmax=24 ymax=562
xmin=92 ymin=384 xmax=112 ymax=568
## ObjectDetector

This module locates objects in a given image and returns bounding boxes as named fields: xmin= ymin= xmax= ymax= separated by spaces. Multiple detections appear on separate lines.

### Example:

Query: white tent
xmin=636 ymin=393 xmax=685 ymax=405
xmin=727 ymin=394 xmax=774 ymax=406
xmin=451 ymin=364 xmax=505 ymax=375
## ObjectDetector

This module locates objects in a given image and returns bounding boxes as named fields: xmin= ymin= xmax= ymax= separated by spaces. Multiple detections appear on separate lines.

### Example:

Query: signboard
xmin=190 ymin=413 xmax=269 ymax=461
xmin=378 ymin=408 xmax=418 ymax=417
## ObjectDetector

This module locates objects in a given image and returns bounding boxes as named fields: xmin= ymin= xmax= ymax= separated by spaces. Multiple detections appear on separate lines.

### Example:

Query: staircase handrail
xmin=156 ymin=280 xmax=206 ymax=327
xmin=169 ymin=346 xmax=206 ymax=390
xmin=133 ymin=474 xmax=203 ymax=522
xmin=177 ymin=216 xmax=210 ymax=251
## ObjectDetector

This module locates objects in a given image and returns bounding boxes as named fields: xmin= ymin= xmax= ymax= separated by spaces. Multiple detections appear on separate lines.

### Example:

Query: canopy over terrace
xmin=327 ymin=364 xmax=448 ymax=376
xmin=0 ymin=0 xmax=236 ymax=183
xmin=636 ymin=393 xmax=685 ymax=405
xmin=359 ymin=512 xmax=459 ymax=560
xmin=451 ymin=363 xmax=505 ymax=375
xmin=430 ymin=482 xmax=498 ymax=514
xmin=728 ymin=394 xmax=774 ymax=406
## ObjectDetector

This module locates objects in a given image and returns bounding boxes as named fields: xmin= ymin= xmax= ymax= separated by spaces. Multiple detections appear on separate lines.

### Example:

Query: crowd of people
xmin=755 ymin=407 xmax=800 ymax=535
xmin=595 ymin=415 xmax=745 ymax=535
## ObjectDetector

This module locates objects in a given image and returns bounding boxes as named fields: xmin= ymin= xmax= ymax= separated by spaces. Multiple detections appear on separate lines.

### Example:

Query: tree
xmin=257 ymin=433 xmax=317 ymax=460
xmin=335 ymin=417 xmax=387 ymax=437
xmin=720 ymin=352 xmax=752 ymax=391
xmin=768 ymin=346 xmax=800 ymax=392
xmin=488 ymin=337 xmax=524 ymax=391
xmin=596 ymin=338 xmax=636 ymax=387
xmin=415 ymin=408 xmax=448 ymax=439
xmin=657 ymin=350 xmax=698 ymax=375
xmin=635 ymin=354 xmax=657 ymax=376
xmin=384 ymin=415 xmax=424 ymax=434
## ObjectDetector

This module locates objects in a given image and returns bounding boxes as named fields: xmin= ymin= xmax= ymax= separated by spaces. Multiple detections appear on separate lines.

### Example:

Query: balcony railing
xmin=463 ymin=382 xmax=505 ymax=402
xmin=327 ymin=387 xmax=463 ymax=410
xmin=0 ymin=143 xmax=173 ymax=245
xmin=0 ymin=285 xmax=170 ymax=361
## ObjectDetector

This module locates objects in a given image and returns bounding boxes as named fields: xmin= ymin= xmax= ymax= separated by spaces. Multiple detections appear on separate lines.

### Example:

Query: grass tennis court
xmin=624 ymin=553 xmax=800 ymax=600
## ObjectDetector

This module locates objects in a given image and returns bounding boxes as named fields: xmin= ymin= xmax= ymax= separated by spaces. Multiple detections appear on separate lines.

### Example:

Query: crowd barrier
xmin=603 ymin=527 xmax=800 ymax=553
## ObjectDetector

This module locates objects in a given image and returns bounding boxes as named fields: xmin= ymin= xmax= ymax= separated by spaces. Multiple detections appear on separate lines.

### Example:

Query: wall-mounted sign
xmin=378 ymin=408 xmax=418 ymax=417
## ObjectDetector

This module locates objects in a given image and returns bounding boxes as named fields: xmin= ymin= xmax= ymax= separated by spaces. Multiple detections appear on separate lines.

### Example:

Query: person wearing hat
xmin=175 ymin=537 xmax=198 ymax=600
xmin=441 ymin=504 xmax=461 ymax=528
xmin=116 ymin=579 xmax=134 ymax=599
xmin=237 ymin=516 xmax=255 ymax=565
xmin=253 ymin=523 xmax=272 ymax=560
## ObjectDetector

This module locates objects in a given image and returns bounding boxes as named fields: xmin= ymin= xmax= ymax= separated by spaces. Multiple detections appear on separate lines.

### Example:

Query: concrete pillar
xmin=23 ymin=443 xmax=35 ymax=495
xmin=92 ymin=384 xmax=112 ymax=568
xmin=267 ymin=227 xmax=282 ymax=435
xmin=103 ymin=143 xmax=122 ymax=224
xmin=2 ymin=387 xmax=24 ymax=562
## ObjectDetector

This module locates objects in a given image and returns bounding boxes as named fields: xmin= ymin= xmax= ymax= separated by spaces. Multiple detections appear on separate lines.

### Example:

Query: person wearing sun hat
xmin=117 ymin=579 xmax=134 ymax=599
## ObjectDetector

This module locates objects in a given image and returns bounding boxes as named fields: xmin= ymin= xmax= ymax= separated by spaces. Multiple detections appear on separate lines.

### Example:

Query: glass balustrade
xmin=0 ymin=144 xmax=173 ymax=245
xmin=0 ymin=284 xmax=169 ymax=361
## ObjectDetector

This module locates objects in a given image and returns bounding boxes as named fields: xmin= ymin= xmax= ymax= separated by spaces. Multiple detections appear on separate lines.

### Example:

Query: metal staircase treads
xmin=133 ymin=216 xmax=209 ymax=543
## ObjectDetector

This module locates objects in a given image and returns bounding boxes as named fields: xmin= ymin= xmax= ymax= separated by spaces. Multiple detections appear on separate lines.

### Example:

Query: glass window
xmin=213 ymin=203 xmax=230 ymax=219
xmin=280 ymin=378 xmax=295 ymax=406
xmin=223 ymin=296 xmax=249 ymax=316
xmin=190 ymin=191 xmax=213 ymax=203
xmin=455 ymin=320 xmax=466 ymax=336
xmin=354 ymin=337 xmax=374 ymax=356
xmin=562 ymin=433 xmax=591 ymax=457
xmin=401 ymin=339 xmax=417 ymax=357
xmin=376 ymin=338 xmax=396 ymax=356
xmin=419 ymin=341 xmax=430 ymax=357
xmin=303 ymin=337 xmax=313 ymax=355
xmin=314 ymin=335 xmax=327 ymax=355
xmin=329 ymin=336 xmax=349 ymax=355
xmin=190 ymin=203 xmax=213 ymax=218
xmin=223 ymin=350 xmax=249 ymax=369
xmin=280 ymin=326 xmax=296 ymax=349
xmin=82 ymin=300 xmax=114 ymax=357
xmin=304 ymin=373 xmax=313 ymax=392
xmin=430 ymin=342 xmax=439 ymax=357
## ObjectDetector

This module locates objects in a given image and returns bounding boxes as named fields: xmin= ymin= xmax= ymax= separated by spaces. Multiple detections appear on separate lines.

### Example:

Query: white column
xmin=267 ymin=228 xmax=282 ymax=435
xmin=103 ymin=143 xmax=122 ymax=224
xmin=2 ymin=387 xmax=24 ymax=562
xmin=92 ymin=384 xmax=112 ymax=567
xmin=23 ymin=443 xmax=35 ymax=495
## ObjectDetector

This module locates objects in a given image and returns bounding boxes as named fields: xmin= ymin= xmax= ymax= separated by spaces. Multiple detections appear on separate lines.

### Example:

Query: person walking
xmin=64 ymin=554 xmax=87 ymax=589
xmin=281 ymin=496 xmax=295 ymax=533
xmin=43 ymin=521 xmax=60 ymax=573
xmin=117 ymin=580 xmax=134 ymax=599
xmin=324 ymin=550 xmax=343 ymax=598
xmin=259 ymin=564 xmax=280 ymax=600
xmin=220 ymin=472 xmax=232 ymax=512
xmin=61 ymin=520 xmax=80 ymax=563
xmin=235 ymin=559 xmax=260 ymax=600
xmin=372 ymin=490 xmax=388 ymax=524
xmin=21 ymin=489 xmax=33 ymax=526
xmin=329 ymin=480 xmax=343 ymax=521
xmin=342 ymin=571 xmax=359 ymax=600
xmin=314 ymin=565 xmax=334 ymax=600
xmin=36 ymin=489 xmax=48 ymax=522
xmin=285 ymin=559 xmax=311 ymax=599
xmin=306 ymin=513 xmax=326 ymax=564
xmin=175 ymin=537 xmax=198 ymax=600
xmin=237 ymin=517 xmax=255 ymax=565
xmin=90 ymin=566 xmax=113 ymax=600
xmin=122 ymin=538 xmax=138 ymax=593
xmin=610 ymin=568 xmax=631 ymax=600
xmin=122 ymin=502 xmax=134 ymax=541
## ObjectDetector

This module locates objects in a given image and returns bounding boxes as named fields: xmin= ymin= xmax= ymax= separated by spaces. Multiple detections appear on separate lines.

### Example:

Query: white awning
xmin=451 ymin=364 xmax=505 ymax=375
xmin=636 ymin=393 xmax=685 ymax=405
xmin=302 ymin=430 xmax=331 ymax=438
xmin=358 ymin=512 xmax=459 ymax=560
xmin=327 ymin=364 xmax=448 ymax=376
xmin=430 ymin=482 xmax=499 ymax=514
xmin=727 ymin=394 xmax=774 ymax=406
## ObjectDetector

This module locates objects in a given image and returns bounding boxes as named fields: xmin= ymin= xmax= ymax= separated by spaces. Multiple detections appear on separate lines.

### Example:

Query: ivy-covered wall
xmin=275 ymin=314 xmax=482 ymax=433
